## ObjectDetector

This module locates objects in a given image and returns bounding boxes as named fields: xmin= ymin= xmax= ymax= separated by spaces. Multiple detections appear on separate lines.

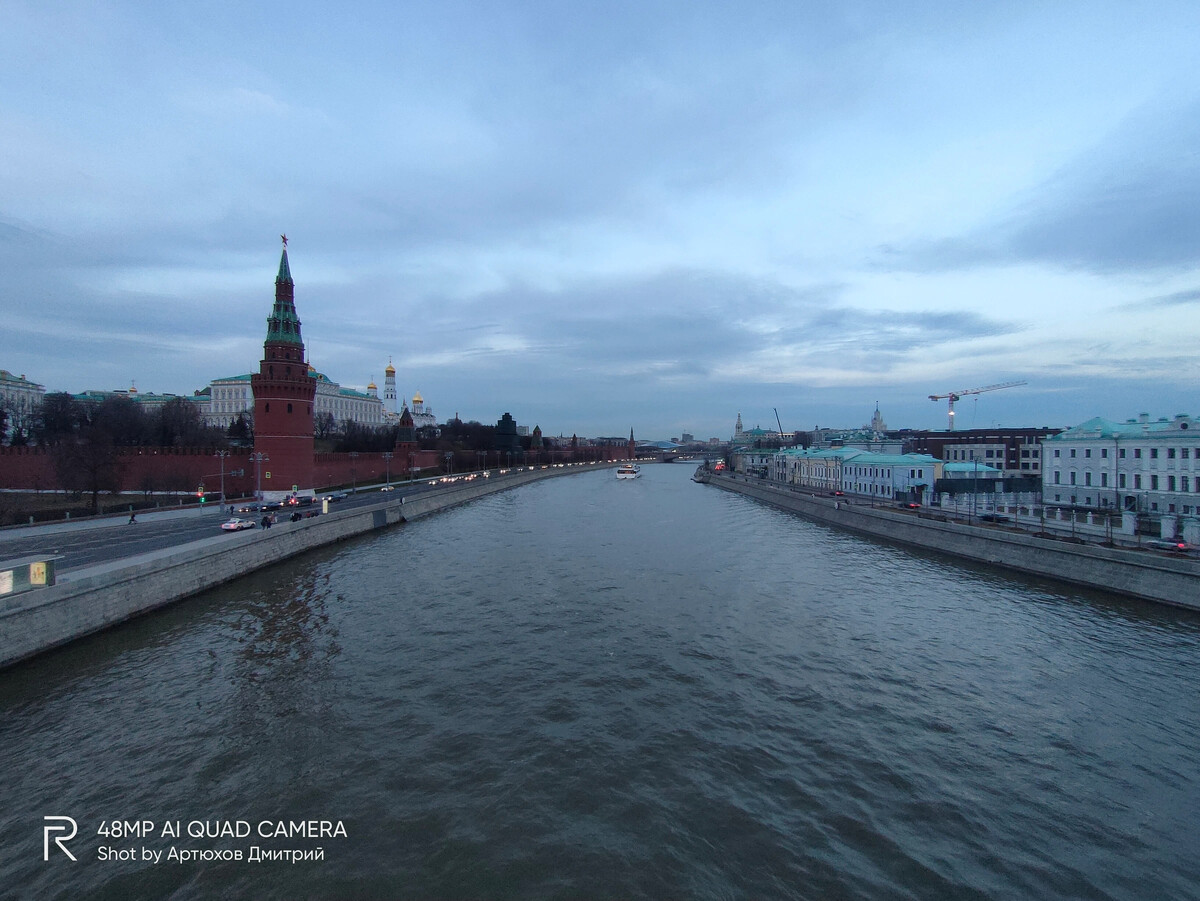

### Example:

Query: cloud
xmin=878 ymin=95 xmax=1200 ymax=276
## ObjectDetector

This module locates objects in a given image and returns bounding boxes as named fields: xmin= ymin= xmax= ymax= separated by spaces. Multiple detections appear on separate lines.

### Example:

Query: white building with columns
xmin=1042 ymin=413 xmax=1200 ymax=518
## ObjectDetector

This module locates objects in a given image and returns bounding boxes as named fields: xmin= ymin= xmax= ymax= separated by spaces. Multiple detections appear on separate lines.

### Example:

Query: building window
xmin=1085 ymin=449 xmax=1091 ymax=458
xmin=1119 ymin=448 xmax=1126 ymax=458
xmin=265 ymin=403 xmax=270 ymax=413
xmin=287 ymin=403 xmax=293 ymax=413
xmin=1151 ymin=475 xmax=1158 ymax=490
xmin=1168 ymin=448 xmax=1176 ymax=459
xmin=1054 ymin=472 xmax=1061 ymax=484
xmin=1085 ymin=472 xmax=1091 ymax=486
xmin=1119 ymin=474 xmax=1126 ymax=488
xmin=1134 ymin=449 xmax=1142 ymax=459
xmin=1054 ymin=449 xmax=1061 ymax=458
xmin=1100 ymin=449 xmax=1107 ymax=459
xmin=1150 ymin=448 xmax=1158 ymax=459
xmin=1169 ymin=476 xmax=1176 ymax=491
xmin=1134 ymin=474 xmax=1142 ymax=489
xmin=1070 ymin=449 xmax=1076 ymax=458
xmin=1070 ymin=472 xmax=1076 ymax=485
xmin=1101 ymin=473 xmax=1108 ymax=487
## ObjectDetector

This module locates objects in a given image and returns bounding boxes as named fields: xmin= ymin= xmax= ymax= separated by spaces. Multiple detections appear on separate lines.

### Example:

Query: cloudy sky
xmin=2 ymin=1 xmax=1198 ymax=440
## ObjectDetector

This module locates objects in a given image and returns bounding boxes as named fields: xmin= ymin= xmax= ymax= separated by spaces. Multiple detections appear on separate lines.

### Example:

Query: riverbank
xmin=0 ymin=463 xmax=622 ymax=669
xmin=697 ymin=470 xmax=1199 ymax=611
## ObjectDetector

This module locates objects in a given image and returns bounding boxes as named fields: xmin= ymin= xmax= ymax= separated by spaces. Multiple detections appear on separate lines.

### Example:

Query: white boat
xmin=616 ymin=463 xmax=641 ymax=479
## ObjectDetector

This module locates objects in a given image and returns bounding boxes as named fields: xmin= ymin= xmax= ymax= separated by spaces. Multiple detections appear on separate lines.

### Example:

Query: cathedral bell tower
xmin=250 ymin=236 xmax=317 ymax=500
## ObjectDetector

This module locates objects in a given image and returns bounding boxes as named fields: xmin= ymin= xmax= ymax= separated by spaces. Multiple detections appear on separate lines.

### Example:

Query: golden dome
xmin=412 ymin=391 xmax=423 ymax=403
xmin=384 ymin=358 xmax=395 ymax=375
xmin=368 ymin=381 xmax=377 ymax=390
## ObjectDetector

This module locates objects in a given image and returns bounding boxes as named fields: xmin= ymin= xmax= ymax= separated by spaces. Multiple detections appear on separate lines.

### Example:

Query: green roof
xmin=277 ymin=247 xmax=293 ymax=283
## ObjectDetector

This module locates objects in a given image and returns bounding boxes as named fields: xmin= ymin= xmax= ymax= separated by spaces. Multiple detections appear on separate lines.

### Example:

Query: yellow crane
xmin=929 ymin=381 xmax=1026 ymax=431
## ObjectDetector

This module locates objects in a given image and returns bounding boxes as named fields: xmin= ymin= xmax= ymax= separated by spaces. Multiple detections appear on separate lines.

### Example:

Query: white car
xmin=220 ymin=518 xmax=256 ymax=531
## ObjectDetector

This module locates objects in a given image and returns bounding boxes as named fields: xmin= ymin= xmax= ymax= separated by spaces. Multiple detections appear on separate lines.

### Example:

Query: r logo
xmin=43 ymin=816 xmax=77 ymax=861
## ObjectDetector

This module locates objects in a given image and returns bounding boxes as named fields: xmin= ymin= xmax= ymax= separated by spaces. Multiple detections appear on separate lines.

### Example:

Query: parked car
xmin=220 ymin=518 xmax=256 ymax=531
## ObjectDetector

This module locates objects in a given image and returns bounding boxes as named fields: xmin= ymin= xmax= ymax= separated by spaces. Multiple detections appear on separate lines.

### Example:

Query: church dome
xmin=412 ymin=391 xmax=423 ymax=404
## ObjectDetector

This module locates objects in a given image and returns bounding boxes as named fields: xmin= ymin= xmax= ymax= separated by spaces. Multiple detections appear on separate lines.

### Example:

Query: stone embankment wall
xmin=0 ymin=464 xmax=614 ymax=669
xmin=700 ymin=472 xmax=1200 ymax=611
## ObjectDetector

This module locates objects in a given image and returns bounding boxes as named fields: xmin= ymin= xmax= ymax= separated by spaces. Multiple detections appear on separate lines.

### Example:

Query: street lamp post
xmin=214 ymin=450 xmax=230 ymax=512
xmin=381 ymin=452 xmax=392 ymax=489
xmin=250 ymin=452 xmax=269 ymax=501
xmin=348 ymin=452 xmax=359 ymax=494
xmin=444 ymin=451 xmax=453 ymax=475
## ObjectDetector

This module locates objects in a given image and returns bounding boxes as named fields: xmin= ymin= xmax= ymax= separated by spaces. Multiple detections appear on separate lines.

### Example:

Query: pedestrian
xmin=128 ymin=511 xmax=137 ymax=524
xmin=261 ymin=515 xmax=270 ymax=529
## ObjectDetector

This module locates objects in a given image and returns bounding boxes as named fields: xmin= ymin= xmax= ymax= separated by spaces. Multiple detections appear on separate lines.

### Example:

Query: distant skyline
xmin=2 ymin=1 xmax=1198 ymax=440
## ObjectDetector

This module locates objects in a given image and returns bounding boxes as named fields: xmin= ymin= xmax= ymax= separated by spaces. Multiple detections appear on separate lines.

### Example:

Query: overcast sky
xmin=2 ymin=1 xmax=1198 ymax=440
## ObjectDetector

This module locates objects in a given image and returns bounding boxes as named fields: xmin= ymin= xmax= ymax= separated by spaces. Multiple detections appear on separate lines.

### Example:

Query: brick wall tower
xmin=250 ymin=236 xmax=317 ymax=500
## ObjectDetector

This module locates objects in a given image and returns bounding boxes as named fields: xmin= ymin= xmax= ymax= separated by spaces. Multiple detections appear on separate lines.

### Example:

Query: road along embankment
xmin=0 ymin=464 xmax=617 ymax=669
xmin=699 ymin=471 xmax=1200 ymax=611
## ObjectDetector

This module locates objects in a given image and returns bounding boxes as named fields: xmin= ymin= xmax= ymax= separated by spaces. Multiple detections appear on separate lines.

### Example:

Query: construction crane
xmin=929 ymin=381 xmax=1026 ymax=431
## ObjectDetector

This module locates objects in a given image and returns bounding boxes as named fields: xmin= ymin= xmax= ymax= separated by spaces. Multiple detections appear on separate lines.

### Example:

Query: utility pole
xmin=214 ymin=450 xmax=230 ymax=512
xmin=250 ymin=452 xmax=269 ymax=501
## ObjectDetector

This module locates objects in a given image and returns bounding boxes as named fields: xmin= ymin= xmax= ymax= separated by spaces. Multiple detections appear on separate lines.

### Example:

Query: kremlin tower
xmin=250 ymin=236 xmax=317 ymax=500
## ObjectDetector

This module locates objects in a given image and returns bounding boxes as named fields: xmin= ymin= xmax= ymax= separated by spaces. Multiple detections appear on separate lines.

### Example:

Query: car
xmin=379 ymin=485 xmax=396 ymax=492
xmin=235 ymin=502 xmax=263 ymax=514
xmin=903 ymin=502 xmax=921 ymax=509
xmin=978 ymin=513 xmax=1010 ymax=522
xmin=220 ymin=518 xmax=256 ymax=531
xmin=833 ymin=490 xmax=845 ymax=497
xmin=1147 ymin=539 xmax=1189 ymax=552
xmin=261 ymin=501 xmax=283 ymax=511
xmin=322 ymin=492 xmax=348 ymax=502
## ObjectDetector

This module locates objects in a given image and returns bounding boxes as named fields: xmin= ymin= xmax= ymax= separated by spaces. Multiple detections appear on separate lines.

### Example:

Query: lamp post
xmin=250 ymin=452 xmax=269 ymax=501
xmin=214 ymin=450 xmax=230 ymax=512
xmin=409 ymin=452 xmax=416 ymax=481
xmin=444 ymin=451 xmax=453 ymax=475
xmin=348 ymin=452 xmax=359 ymax=494
xmin=381 ymin=452 xmax=392 ymax=489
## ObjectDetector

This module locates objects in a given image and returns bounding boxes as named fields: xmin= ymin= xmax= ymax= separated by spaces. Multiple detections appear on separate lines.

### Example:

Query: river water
xmin=2 ymin=463 xmax=1198 ymax=900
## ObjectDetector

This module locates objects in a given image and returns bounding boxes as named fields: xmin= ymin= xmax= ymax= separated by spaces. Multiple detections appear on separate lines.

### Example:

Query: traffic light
xmin=197 ymin=484 xmax=206 ymax=503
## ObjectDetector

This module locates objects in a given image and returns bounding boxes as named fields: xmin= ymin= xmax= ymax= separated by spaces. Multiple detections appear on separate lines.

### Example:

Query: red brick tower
xmin=251 ymin=236 xmax=316 ymax=500
xmin=628 ymin=427 xmax=635 ymax=460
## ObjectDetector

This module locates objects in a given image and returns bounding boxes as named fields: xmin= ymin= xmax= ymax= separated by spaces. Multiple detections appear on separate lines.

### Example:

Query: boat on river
xmin=616 ymin=463 xmax=641 ymax=480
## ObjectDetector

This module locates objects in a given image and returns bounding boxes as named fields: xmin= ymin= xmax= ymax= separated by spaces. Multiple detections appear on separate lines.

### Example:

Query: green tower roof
xmin=265 ymin=242 xmax=303 ymax=347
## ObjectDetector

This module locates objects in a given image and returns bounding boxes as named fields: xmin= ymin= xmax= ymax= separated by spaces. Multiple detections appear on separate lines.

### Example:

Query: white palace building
xmin=198 ymin=359 xmax=432 ymax=431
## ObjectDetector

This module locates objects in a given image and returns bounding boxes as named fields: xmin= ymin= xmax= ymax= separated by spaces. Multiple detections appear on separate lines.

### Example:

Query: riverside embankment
xmin=698 ymin=470 xmax=1200 ymax=611
xmin=0 ymin=463 xmax=619 ymax=669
